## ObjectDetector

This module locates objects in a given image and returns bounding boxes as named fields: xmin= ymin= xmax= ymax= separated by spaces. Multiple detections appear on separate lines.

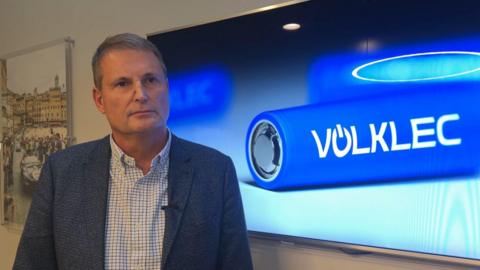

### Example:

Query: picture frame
xmin=0 ymin=38 xmax=74 ymax=230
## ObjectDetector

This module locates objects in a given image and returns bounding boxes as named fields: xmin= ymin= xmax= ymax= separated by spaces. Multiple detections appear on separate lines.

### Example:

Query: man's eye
xmin=116 ymin=81 xmax=129 ymax=87
xmin=144 ymin=77 xmax=159 ymax=85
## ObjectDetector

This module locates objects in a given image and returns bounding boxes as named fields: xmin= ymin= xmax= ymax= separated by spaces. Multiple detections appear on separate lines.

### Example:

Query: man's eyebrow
xmin=143 ymin=72 xmax=163 ymax=78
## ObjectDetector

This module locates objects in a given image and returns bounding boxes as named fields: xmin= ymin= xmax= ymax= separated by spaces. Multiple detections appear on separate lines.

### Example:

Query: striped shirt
xmin=105 ymin=133 xmax=171 ymax=270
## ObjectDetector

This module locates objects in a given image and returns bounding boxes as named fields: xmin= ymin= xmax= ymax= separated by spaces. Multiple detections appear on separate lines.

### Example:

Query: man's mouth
xmin=129 ymin=110 xmax=156 ymax=116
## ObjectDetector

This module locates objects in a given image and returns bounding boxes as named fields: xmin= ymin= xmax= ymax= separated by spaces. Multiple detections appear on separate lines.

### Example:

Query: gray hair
xmin=91 ymin=33 xmax=167 ymax=89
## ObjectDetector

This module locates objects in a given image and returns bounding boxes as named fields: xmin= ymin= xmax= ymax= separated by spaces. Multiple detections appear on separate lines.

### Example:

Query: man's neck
xmin=112 ymin=128 xmax=168 ymax=175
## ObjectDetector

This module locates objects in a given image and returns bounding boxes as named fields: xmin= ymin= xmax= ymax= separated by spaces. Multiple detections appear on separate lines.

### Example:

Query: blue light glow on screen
xmin=352 ymin=51 xmax=480 ymax=82
xmin=309 ymin=37 xmax=480 ymax=103
xmin=168 ymin=65 xmax=232 ymax=122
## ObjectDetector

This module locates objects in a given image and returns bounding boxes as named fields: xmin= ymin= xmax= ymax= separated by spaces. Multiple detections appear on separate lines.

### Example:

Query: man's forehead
xmin=100 ymin=49 xmax=164 ymax=75
xmin=101 ymin=48 xmax=158 ymax=64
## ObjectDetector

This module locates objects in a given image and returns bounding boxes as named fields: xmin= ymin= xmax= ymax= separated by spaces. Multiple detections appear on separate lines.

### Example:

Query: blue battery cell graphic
xmin=246 ymin=87 xmax=480 ymax=190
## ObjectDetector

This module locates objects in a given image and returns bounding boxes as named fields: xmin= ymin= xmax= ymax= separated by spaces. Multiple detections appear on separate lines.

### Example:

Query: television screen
xmin=149 ymin=0 xmax=480 ymax=262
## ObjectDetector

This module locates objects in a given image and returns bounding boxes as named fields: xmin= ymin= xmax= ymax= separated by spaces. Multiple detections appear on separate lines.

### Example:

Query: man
xmin=14 ymin=33 xmax=253 ymax=270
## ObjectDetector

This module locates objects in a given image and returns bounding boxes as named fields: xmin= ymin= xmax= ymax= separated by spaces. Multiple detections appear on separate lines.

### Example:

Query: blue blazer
xmin=13 ymin=135 xmax=253 ymax=270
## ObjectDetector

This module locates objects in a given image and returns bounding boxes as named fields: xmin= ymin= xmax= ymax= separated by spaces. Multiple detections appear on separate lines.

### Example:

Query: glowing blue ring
xmin=352 ymin=51 xmax=480 ymax=82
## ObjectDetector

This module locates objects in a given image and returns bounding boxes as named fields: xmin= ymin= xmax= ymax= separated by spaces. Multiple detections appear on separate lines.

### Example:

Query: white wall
xmin=0 ymin=1 xmax=477 ymax=269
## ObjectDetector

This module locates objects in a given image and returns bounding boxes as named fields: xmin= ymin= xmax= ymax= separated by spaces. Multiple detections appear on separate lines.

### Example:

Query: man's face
xmin=93 ymin=49 xmax=169 ymax=138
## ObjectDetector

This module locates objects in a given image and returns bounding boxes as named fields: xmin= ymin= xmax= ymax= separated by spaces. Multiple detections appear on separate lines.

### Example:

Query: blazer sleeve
xmin=13 ymin=157 xmax=58 ymax=270
xmin=216 ymin=157 xmax=253 ymax=270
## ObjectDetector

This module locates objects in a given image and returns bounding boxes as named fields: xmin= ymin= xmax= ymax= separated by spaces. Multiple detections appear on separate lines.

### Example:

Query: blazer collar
xmin=82 ymin=136 xmax=111 ymax=270
xmin=162 ymin=135 xmax=194 ymax=268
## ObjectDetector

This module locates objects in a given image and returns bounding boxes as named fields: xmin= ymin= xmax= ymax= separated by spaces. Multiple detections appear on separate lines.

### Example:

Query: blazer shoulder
xmin=173 ymin=135 xmax=230 ymax=163
xmin=48 ymin=136 xmax=110 ymax=164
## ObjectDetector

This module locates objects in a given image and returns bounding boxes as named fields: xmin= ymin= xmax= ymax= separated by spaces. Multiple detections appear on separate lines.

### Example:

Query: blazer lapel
xmin=162 ymin=135 xmax=194 ymax=268
xmin=82 ymin=137 xmax=111 ymax=269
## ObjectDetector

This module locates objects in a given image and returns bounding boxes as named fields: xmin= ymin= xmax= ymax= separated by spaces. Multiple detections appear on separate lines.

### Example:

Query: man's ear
xmin=92 ymin=87 xmax=105 ymax=113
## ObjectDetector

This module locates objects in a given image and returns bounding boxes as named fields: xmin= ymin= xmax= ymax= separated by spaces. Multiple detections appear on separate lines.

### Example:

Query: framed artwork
xmin=0 ymin=38 xmax=74 ymax=230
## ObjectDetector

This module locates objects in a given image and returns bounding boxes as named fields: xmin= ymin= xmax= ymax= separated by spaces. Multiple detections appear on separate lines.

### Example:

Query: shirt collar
xmin=109 ymin=130 xmax=171 ymax=171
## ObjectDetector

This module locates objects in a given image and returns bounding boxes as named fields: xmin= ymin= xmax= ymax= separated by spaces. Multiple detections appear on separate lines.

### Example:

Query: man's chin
xmin=111 ymin=120 xmax=167 ymax=137
xmin=130 ymin=124 xmax=167 ymax=135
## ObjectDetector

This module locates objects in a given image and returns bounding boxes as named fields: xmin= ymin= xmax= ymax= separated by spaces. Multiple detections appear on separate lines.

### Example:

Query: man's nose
xmin=133 ymin=81 xmax=148 ymax=102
